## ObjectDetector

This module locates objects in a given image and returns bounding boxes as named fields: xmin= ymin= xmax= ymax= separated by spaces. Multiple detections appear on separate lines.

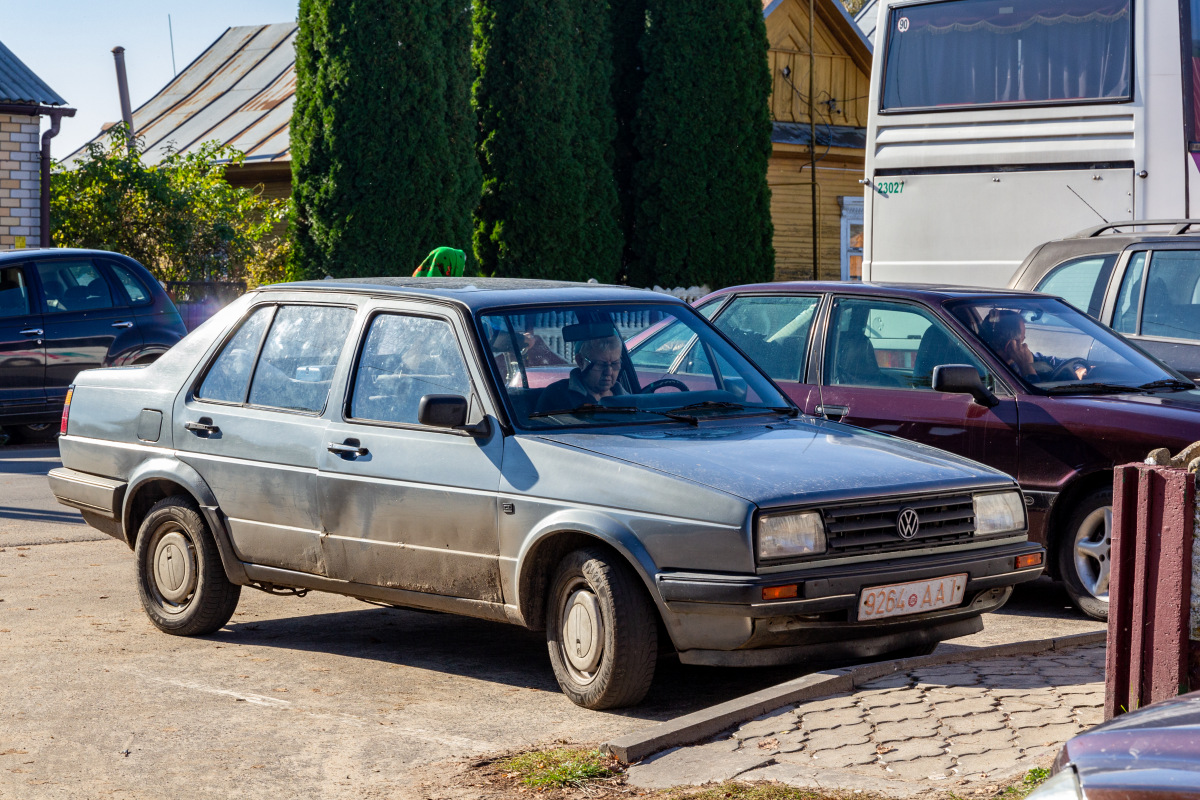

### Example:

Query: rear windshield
xmin=881 ymin=0 xmax=1132 ymax=112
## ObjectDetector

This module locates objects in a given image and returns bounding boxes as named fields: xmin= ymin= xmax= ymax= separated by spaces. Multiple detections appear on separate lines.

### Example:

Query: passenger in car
xmin=535 ymin=332 xmax=627 ymax=411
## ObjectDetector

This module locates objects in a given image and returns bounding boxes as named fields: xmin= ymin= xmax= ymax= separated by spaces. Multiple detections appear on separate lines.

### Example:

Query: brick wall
xmin=0 ymin=113 xmax=41 ymax=249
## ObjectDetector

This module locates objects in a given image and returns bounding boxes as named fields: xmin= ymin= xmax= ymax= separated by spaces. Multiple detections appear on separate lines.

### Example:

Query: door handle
xmin=327 ymin=441 xmax=369 ymax=457
xmin=112 ymin=321 xmax=134 ymax=329
xmin=184 ymin=418 xmax=220 ymax=436
xmin=815 ymin=404 xmax=849 ymax=421
xmin=19 ymin=328 xmax=43 ymax=337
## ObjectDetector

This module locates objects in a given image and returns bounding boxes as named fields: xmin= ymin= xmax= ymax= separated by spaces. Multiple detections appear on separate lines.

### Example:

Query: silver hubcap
xmin=1073 ymin=505 xmax=1111 ymax=603
xmin=153 ymin=530 xmax=197 ymax=605
xmin=561 ymin=588 xmax=604 ymax=682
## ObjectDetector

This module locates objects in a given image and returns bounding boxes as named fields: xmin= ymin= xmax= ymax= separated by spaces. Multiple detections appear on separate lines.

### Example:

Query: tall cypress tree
xmin=610 ymin=0 xmax=648 ymax=282
xmin=473 ymin=0 xmax=622 ymax=282
xmin=628 ymin=0 xmax=774 ymax=289
xmin=290 ymin=0 xmax=479 ymax=279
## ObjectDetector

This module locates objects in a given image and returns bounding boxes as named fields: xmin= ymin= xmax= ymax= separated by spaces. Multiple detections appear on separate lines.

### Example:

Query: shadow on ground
xmin=210 ymin=578 xmax=1089 ymax=721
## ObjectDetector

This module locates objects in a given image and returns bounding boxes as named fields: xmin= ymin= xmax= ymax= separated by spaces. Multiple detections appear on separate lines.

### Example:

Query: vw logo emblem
xmin=896 ymin=507 xmax=921 ymax=539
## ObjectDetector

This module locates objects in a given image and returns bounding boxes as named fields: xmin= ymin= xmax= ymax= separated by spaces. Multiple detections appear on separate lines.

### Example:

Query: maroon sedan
xmin=628 ymin=282 xmax=1200 ymax=621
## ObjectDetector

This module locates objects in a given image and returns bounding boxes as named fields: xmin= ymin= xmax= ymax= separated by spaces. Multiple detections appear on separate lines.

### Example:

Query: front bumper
xmin=656 ymin=541 xmax=1045 ymax=664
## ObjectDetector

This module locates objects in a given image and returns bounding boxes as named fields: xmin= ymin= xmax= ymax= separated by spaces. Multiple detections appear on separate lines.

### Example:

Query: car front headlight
xmin=1025 ymin=768 xmax=1082 ymax=800
xmin=973 ymin=491 xmax=1026 ymax=535
xmin=758 ymin=511 xmax=826 ymax=560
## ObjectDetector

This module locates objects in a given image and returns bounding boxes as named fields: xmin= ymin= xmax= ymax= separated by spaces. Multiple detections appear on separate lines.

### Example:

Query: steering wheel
xmin=1048 ymin=357 xmax=1089 ymax=382
xmin=640 ymin=377 xmax=688 ymax=393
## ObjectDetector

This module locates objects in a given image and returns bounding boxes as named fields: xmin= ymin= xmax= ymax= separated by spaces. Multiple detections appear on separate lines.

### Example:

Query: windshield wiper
xmin=1043 ymin=382 xmax=1143 ymax=395
xmin=528 ymin=403 xmax=699 ymax=426
xmin=1044 ymin=378 xmax=1198 ymax=395
xmin=1136 ymin=378 xmax=1196 ymax=392
xmin=667 ymin=400 xmax=800 ymax=418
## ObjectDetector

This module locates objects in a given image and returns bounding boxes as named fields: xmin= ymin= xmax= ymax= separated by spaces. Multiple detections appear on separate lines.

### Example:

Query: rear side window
xmin=248 ymin=305 xmax=355 ymax=413
xmin=107 ymin=261 xmax=151 ymax=305
xmin=36 ymin=259 xmax=114 ymax=313
xmin=0 ymin=265 xmax=32 ymax=318
xmin=197 ymin=306 xmax=274 ymax=403
xmin=1033 ymin=255 xmax=1115 ymax=318
xmin=712 ymin=295 xmax=820 ymax=383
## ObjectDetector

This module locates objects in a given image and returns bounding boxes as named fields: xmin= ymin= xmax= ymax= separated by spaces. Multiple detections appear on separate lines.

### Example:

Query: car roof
xmin=0 ymin=247 xmax=140 ymax=262
xmin=260 ymin=276 xmax=681 ymax=311
xmin=707 ymin=281 xmax=1050 ymax=301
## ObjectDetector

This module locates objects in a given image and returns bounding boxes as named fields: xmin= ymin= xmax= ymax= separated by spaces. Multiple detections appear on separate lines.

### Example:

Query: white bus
xmin=862 ymin=0 xmax=1199 ymax=286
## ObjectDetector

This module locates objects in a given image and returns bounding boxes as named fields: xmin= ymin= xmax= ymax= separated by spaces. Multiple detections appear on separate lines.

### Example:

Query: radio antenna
xmin=168 ymin=15 xmax=177 ymax=76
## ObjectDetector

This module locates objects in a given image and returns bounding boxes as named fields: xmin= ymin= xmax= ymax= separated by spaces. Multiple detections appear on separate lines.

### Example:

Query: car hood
xmin=534 ymin=416 xmax=1012 ymax=507
xmin=1063 ymin=387 xmax=1200 ymax=414
xmin=1064 ymin=691 xmax=1200 ymax=791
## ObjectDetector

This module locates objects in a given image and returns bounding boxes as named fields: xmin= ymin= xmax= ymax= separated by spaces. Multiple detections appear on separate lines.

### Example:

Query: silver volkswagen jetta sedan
xmin=49 ymin=278 xmax=1044 ymax=708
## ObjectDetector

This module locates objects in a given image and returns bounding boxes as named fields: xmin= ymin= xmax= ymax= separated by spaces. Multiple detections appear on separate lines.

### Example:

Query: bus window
xmin=881 ymin=0 xmax=1133 ymax=112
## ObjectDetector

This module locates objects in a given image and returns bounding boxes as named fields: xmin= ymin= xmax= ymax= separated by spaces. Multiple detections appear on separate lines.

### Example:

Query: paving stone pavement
xmin=627 ymin=643 xmax=1106 ymax=797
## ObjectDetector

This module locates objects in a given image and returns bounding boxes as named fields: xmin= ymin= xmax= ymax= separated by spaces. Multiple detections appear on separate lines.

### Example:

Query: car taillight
xmin=60 ymin=387 xmax=73 ymax=435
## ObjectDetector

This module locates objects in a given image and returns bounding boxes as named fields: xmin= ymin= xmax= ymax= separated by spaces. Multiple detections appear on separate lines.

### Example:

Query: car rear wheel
xmin=135 ymin=496 xmax=240 ymax=635
xmin=1057 ymin=488 xmax=1111 ymax=622
xmin=545 ymin=547 xmax=657 ymax=709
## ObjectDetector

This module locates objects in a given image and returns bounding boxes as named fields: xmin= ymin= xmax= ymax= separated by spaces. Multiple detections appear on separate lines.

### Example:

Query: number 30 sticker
xmin=897 ymin=16 xmax=910 ymax=32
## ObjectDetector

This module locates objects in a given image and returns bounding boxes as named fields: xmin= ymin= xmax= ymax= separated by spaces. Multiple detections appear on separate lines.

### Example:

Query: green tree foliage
xmin=610 ymin=0 xmax=648 ymax=280
xmin=473 ymin=0 xmax=622 ymax=282
xmin=50 ymin=130 xmax=290 ymax=287
xmin=290 ymin=0 xmax=479 ymax=279
xmin=628 ymin=0 xmax=775 ymax=288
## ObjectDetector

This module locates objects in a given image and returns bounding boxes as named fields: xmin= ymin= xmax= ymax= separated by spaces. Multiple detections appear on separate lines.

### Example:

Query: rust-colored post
xmin=1105 ymin=463 xmax=1195 ymax=720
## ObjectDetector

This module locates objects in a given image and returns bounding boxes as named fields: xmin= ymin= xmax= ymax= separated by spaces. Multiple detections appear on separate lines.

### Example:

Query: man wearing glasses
xmin=535 ymin=331 xmax=627 ymax=412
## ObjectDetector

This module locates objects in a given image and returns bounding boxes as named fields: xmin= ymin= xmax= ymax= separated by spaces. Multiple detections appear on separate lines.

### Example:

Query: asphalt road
xmin=0 ymin=443 xmax=1103 ymax=799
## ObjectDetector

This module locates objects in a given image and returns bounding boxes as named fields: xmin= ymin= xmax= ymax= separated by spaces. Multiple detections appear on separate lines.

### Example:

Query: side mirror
xmin=417 ymin=394 xmax=491 ymax=437
xmin=932 ymin=365 xmax=1000 ymax=408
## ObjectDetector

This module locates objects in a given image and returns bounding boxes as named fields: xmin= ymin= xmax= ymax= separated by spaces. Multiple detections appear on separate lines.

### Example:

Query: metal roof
xmin=66 ymin=23 xmax=296 ymax=165
xmin=0 ymin=39 xmax=67 ymax=106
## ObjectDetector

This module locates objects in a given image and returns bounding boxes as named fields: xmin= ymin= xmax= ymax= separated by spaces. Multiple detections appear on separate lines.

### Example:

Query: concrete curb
xmin=604 ymin=630 xmax=1106 ymax=764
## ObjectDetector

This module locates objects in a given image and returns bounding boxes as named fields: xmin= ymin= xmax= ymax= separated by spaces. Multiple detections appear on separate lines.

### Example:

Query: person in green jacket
xmin=412 ymin=247 xmax=466 ymax=277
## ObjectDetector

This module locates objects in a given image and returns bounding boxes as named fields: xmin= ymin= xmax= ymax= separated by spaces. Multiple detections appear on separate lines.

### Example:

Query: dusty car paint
xmin=49 ymin=278 xmax=1044 ymax=705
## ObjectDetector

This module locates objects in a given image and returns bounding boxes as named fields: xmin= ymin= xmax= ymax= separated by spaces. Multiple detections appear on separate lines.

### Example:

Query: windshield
xmin=881 ymin=0 xmax=1132 ymax=112
xmin=949 ymin=297 xmax=1191 ymax=393
xmin=479 ymin=303 xmax=790 ymax=428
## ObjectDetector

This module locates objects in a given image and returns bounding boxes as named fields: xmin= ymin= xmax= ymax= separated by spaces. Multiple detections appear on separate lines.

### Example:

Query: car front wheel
xmin=1058 ymin=488 xmax=1112 ymax=622
xmin=545 ymin=547 xmax=657 ymax=709
xmin=135 ymin=496 xmax=240 ymax=635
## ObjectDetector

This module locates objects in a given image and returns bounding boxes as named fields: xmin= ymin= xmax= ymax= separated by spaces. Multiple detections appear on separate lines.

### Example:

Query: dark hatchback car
xmin=0 ymin=248 xmax=186 ymax=441
xmin=629 ymin=282 xmax=1200 ymax=621
xmin=1008 ymin=220 xmax=1200 ymax=381
xmin=1030 ymin=690 xmax=1200 ymax=799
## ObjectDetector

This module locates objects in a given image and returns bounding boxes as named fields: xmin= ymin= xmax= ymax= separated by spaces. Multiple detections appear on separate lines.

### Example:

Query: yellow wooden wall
xmin=764 ymin=0 xmax=870 ymax=281
xmin=769 ymin=147 xmax=864 ymax=281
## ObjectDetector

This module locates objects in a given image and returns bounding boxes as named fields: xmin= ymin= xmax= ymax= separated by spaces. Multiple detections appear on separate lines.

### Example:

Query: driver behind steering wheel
xmin=982 ymin=310 xmax=1088 ymax=383
xmin=535 ymin=330 xmax=628 ymax=411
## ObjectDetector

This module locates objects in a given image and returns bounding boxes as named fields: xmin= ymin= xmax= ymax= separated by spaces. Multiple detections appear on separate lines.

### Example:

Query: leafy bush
xmin=51 ymin=129 xmax=290 ymax=287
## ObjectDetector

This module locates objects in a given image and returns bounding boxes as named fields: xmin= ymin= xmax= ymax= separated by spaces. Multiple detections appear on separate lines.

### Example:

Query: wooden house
xmin=764 ymin=0 xmax=872 ymax=281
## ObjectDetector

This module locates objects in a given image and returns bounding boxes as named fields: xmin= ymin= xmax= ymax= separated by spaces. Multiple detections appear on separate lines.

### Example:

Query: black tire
xmin=135 ymin=496 xmax=240 ymax=636
xmin=1057 ymin=488 xmax=1112 ymax=622
xmin=545 ymin=547 xmax=658 ymax=709
xmin=8 ymin=422 xmax=57 ymax=443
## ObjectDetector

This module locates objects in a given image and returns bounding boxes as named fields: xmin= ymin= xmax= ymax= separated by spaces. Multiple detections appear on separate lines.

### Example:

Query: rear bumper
xmin=656 ymin=541 xmax=1045 ymax=662
xmin=47 ymin=467 xmax=126 ymax=521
